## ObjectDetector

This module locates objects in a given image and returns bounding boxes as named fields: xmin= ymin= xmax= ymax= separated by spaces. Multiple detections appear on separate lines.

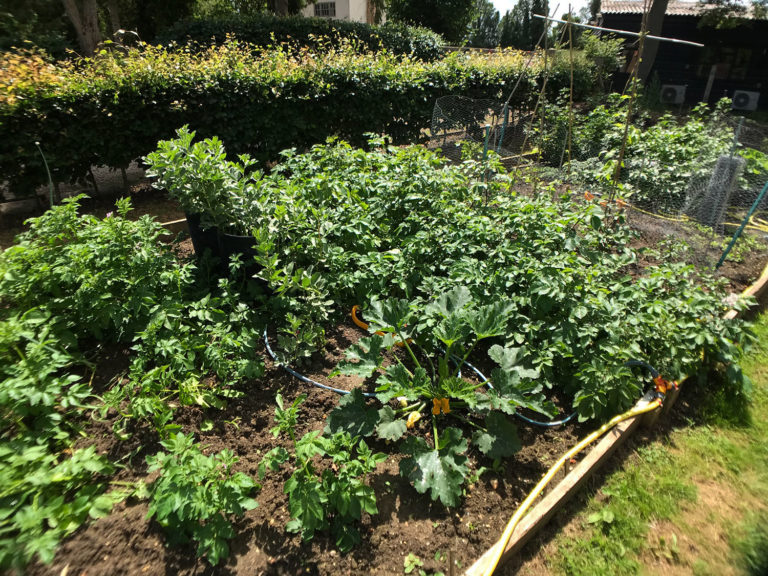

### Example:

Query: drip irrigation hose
xmin=263 ymin=327 xmax=376 ymax=398
xmin=266 ymin=306 xmax=667 ymax=433
xmin=478 ymin=394 xmax=665 ymax=576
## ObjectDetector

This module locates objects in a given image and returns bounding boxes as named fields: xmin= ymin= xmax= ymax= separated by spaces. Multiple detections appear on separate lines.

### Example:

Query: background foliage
xmin=0 ymin=41 xmax=595 ymax=199
xmin=158 ymin=13 xmax=445 ymax=60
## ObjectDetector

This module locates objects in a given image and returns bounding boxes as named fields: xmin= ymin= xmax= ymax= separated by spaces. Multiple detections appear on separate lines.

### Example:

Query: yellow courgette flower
xmin=432 ymin=397 xmax=450 ymax=415
xmin=406 ymin=411 xmax=421 ymax=429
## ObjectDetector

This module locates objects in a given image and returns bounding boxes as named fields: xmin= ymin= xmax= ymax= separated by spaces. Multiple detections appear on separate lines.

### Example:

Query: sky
xmin=490 ymin=0 xmax=592 ymax=18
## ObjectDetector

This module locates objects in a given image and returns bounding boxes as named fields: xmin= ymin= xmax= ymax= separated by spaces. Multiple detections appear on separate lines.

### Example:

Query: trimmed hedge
xmin=158 ymin=14 xmax=445 ymax=62
xmin=0 ymin=43 xmax=595 ymax=199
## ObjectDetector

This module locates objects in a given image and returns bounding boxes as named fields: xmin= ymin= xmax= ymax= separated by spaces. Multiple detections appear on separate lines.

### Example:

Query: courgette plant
xmin=327 ymin=287 xmax=554 ymax=507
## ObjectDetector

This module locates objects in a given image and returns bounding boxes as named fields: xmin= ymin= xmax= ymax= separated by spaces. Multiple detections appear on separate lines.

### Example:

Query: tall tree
xmin=466 ymin=0 xmax=500 ymax=47
xmin=529 ymin=0 xmax=548 ymax=46
xmin=61 ymin=0 xmax=101 ymax=55
xmin=699 ymin=0 xmax=768 ymax=27
xmin=636 ymin=0 xmax=668 ymax=81
xmin=589 ymin=0 xmax=601 ymax=19
xmin=387 ymin=0 xmax=478 ymax=42
xmin=0 ymin=0 xmax=75 ymax=55
xmin=497 ymin=0 xmax=548 ymax=49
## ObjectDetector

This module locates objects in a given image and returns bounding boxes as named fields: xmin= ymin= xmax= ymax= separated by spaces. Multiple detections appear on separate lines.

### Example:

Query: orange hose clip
xmin=653 ymin=374 xmax=678 ymax=396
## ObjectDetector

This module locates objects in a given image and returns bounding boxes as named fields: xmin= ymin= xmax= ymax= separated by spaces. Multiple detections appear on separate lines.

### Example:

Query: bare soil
xmin=30 ymin=323 xmax=587 ymax=576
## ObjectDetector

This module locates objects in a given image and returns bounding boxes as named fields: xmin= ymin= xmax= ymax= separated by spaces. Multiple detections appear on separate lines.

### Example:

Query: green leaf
xmin=485 ymin=368 xmax=552 ymax=416
xmin=426 ymin=287 xmax=472 ymax=318
xmin=471 ymin=412 xmax=521 ymax=459
xmin=376 ymin=406 xmax=407 ymax=441
xmin=375 ymin=364 xmax=423 ymax=403
xmin=324 ymin=388 xmax=379 ymax=437
xmin=366 ymin=298 xmax=413 ymax=336
xmin=331 ymin=334 xmax=390 ymax=378
xmin=467 ymin=302 xmax=515 ymax=340
xmin=488 ymin=345 xmax=538 ymax=379
xmin=399 ymin=428 xmax=468 ymax=507
xmin=434 ymin=313 xmax=468 ymax=348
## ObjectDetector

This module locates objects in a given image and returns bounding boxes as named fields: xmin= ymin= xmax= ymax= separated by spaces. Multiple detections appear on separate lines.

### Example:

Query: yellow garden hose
xmin=478 ymin=396 xmax=664 ymax=576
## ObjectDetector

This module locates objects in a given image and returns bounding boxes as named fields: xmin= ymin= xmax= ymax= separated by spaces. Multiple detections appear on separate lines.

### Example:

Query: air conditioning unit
xmin=732 ymin=90 xmax=760 ymax=111
xmin=660 ymin=84 xmax=686 ymax=105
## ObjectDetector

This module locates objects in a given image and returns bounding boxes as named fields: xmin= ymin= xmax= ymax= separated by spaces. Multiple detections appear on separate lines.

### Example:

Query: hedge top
xmin=157 ymin=14 xmax=446 ymax=62
xmin=0 ymin=41 xmax=594 ymax=198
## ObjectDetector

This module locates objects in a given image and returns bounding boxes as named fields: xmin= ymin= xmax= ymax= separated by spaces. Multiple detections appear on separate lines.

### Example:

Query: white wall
xmin=302 ymin=0 xmax=372 ymax=23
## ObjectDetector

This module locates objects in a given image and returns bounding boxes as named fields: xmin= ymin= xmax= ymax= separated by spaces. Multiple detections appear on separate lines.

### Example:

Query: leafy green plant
xmin=259 ymin=393 xmax=385 ymax=551
xmin=239 ymin=138 xmax=748 ymax=424
xmin=102 ymin=276 xmax=265 ymax=437
xmin=0 ymin=195 xmax=178 ymax=341
xmin=0 ymin=309 xmax=123 ymax=571
xmin=145 ymin=433 xmax=258 ymax=566
xmin=144 ymin=126 xmax=267 ymax=234
xmin=0 ymin=441 xmax=123 ymax=571
xmin=328 ymin=288 xmax=551 ymax=506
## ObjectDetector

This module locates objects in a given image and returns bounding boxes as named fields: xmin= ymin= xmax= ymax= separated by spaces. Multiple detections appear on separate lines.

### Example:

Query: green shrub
xmin=145 ymin=433 xmax=258 ymax=566
xmin=0 ymin=195 xmax=178 ymax=341
xmin=0 ymin=42 xmax=595 ymax=198
xmin=157 ymin=14 xmax=445 ymax=61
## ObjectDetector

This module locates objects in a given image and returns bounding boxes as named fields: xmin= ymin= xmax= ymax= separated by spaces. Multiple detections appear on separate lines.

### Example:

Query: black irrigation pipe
xmin=263 ymin=327 xmax=665 ymax=429
xmin=264 ymin=327 xmax=665 ymax=429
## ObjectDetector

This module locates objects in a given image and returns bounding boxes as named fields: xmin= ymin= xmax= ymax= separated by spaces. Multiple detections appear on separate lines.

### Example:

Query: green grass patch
xmin=550 ymin=312 xmax=768 ymax=575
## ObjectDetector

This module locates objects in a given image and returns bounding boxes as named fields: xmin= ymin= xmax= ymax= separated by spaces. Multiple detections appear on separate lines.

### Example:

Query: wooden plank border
xmin=464 ymin=261 xmax=768 ymax=576
xmin=159 ymin=218 xmax=188 ymax=241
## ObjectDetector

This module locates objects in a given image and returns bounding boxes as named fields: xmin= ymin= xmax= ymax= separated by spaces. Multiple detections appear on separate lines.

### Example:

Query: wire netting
xmin=624 ymin=117 xmax=768 ymax=269
xmin=428 ymin=96 xmax=532 ymax=162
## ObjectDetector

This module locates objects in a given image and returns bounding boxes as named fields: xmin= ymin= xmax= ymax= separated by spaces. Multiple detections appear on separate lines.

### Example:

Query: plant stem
xmin=450 ymin=412 xmax=485 ymax=432
xmin=432 ymin=415 xmax=440 ymax=451
xmin=399 ymin=330 xmax=421 ymax=371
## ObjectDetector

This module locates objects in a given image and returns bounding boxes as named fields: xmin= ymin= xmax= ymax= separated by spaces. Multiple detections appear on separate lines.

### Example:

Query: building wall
xmin=602 ymin=12 xmax=768 ymax=109
xmin=302 ymin=0 xmax=371 ymax=22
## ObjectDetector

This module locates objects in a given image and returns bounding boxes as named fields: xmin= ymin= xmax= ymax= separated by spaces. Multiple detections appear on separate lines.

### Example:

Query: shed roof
xmin=600 ymin=1 xmax=713 ymax=17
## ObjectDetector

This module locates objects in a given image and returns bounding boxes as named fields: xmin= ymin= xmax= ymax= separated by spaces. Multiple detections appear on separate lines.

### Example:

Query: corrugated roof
xmin=601 ymin=1 xmax=713 ymax=17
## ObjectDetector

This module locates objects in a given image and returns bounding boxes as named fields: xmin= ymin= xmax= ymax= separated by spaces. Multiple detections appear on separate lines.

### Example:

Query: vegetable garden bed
xmin=1 ymin=134 xmax=759 ymax=576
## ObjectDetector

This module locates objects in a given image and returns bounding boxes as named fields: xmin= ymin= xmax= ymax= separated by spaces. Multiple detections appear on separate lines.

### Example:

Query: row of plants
xmin=0 ymin=40 xmax=595 ymax=199
xmin=157 ymin=14 xmax=445 ymax=61
xmin=536 ymin=94 xmax=768 ymax=211
xmin=0 ymin=197 xmax=267 ymax=570
xmin=148 ymin=129 xmax=752 ymax=507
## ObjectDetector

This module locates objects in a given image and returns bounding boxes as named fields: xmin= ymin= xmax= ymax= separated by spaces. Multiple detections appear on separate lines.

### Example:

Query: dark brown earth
xmin=30 ymin=323 xmax=587 ymax=576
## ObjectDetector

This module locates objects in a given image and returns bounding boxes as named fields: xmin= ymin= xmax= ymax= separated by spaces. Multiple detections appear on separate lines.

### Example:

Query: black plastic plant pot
xmin=217 ymin=231 xmax=259 ymax=263
xmin=185 ymin=212 xmax=220 ymax=258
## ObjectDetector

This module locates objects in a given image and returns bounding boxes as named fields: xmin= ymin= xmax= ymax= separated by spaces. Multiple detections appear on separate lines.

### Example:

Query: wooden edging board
xmin=464 ymin=261 xmax=768 ymax=576
xmin=159 ymin=217 xmax=768 ymax=576
xmin=159 ymin=218 xmax=188 ymax=241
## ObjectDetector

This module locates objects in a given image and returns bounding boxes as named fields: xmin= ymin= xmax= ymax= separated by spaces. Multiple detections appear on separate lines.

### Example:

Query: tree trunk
xmin=107 ymin=0 xmax=122 ymax=35
xmin=637 ymin=0 xmax=669 ymax=82
xmin=62 ymin=0 xmax=102 ymax=55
